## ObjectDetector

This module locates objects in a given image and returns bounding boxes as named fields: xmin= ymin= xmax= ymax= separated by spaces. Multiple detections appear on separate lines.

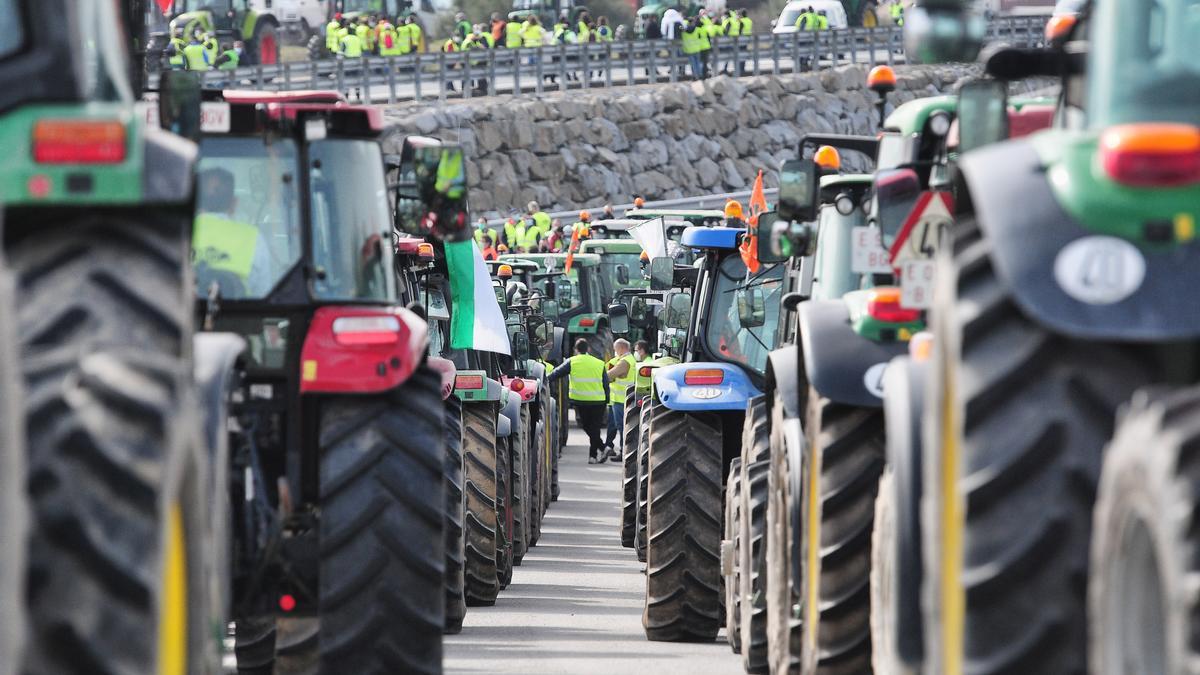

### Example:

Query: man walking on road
xmin=604 ymin=339 xmax=637 ymax=460
xmin=548 ymin=338 xmax=611 ymax=463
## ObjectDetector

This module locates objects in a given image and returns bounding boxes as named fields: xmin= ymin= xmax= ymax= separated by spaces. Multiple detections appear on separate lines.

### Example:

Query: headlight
xmin=835 ymin=193 xmax=855 ymax=216
xmin=929 ymin=111 xmax=952 ymax=137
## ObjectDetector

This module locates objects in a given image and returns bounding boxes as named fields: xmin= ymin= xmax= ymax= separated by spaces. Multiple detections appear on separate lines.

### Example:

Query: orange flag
xmin=740 ymin=171 xmax=766 ymax=274
xmin=564 ymin=227 xmax=583 ymax=274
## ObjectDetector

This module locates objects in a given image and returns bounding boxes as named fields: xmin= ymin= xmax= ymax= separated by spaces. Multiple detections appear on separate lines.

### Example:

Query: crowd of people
xmin=473 ymin=201 xmax=625 ymax=259
xmin=163 ymin=26 xmax=244 ymax=72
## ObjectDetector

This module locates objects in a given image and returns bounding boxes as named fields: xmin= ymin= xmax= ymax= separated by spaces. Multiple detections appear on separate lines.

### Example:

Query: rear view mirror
xmin=608 ymin=303 xmax=630 ymax=335
xmin=529 ymin=315 xmax=549 ymax=346
xmin=736 ymin=287 xmax=766 ymax=328
xmin=630 ymin=296 xmax=648 ymax=322
xmin=957 ymin=79 xmax=1010 ymax=153
xmin=778 ymin=158 xmax=818 ymax=224
xmin=664 ymin=292 xmax=691 ymax=330
xmin=615 ymin=264 xmax=630 ymax=285
xmin=412 ymin=143 xmax=471 ymax=242
xmin=158 ymin=71 xmax=203 ymax=142
xmin=649 ymin=257 xmax=673 ymax=291
xmin=511 ymin=331 xmax=530 ymax=362
xmin=553 ymin=278 xmax=573 ymax=308
xmin=754 ymin=212 xmax=787 ymax=264
xmin=874 ymin=168 xmax=922 ymax=246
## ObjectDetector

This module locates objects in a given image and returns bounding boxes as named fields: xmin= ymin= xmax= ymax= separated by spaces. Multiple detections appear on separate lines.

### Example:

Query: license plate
xmin=137 ymin=97 xmax=231 ymax=133
xmin=900 ymin=260 xmax=936 ymax=309
xmin=851 ymin=226 xmax=892 ymax=274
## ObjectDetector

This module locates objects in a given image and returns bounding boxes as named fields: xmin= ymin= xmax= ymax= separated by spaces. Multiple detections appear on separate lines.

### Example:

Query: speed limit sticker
xmin=900 ymin=260 xmax=936 ymax=309
xmin=851 ymin=227 xmax=892 ymax=274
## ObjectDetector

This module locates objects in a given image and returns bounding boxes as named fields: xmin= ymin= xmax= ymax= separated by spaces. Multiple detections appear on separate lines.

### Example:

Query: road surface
xmin=444 ymin=425 xmax=743 ymax=675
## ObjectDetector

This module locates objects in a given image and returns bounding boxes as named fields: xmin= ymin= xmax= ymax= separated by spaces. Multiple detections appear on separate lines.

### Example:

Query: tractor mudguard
xmin=798 ymin=300 xmax=907 ymax=409
xmin=526 ymin=360 xmax=546 ymax=381
xmin=765 ymin=346 xmax=803 ymax=421
xmin=550 ymin=327 xmax=566 ymax=362
xmin=881 ymin=355 xmax=927 ymax=667
xmin=961 ymin=140 xmax=1200 ymax=340
xmin=784 ymin=413 xmax=805 ymax=590
xmin=192 ymin=331 xmax=246 ymax=621
xmin=497 ymin=388 xmax=520 ymax=438
xmin=652 ymin=362 xmax=761 ymax=412
xmin=142 ymin=126 xmax=198 ymax=204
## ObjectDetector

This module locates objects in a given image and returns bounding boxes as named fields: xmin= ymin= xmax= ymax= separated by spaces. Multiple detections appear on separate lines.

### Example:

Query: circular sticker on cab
xmin=1053 ymin=236 xmax=1145 ymax=305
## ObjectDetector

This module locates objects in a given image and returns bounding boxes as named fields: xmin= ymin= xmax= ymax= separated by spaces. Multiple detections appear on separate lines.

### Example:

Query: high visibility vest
xmin=396 ymin=23 xmax=413 ymax=53
xmin=357 ymin=24 xmax=375 ymax=52
xmin=379 ymin=26 xmax=400 ymax=55
xmin=531 ymin=211 xmax=552 ymax=236
xmin=891 ymin=3 xmax=903 ymax=25
xmin=701 ymin=17 xmax=721 ymax=38
xmin=203 ymin=36 xmax=218 ymax=64
xmin=326 ymin=20 xmax=340 ymax=50
xmin=192 ymin=213 xmax=258 ymax=281
xmin=474 ymin=227 xmax=499 ymax=244
xmin=456 ymin=19 xmax=472 ymax=38
xmin=568 ymin=354 xmax=606 ymax=402
xmin=696 ymin=26 xmax=711 ymax=51
xmin=519 ymin=226 xmax=541 ymax=250
xmin=217 ymin=48 xmax=240 ymax=70
xmin=340 ymin=33 xmax=363 ymax=57
xmin=607 ymin=353 xmax=637 ymax=403
xmin=724 ymin=15 xmax=741 ymax=36
xmin=817 ymin=14 xmax=829 ymax=29
xmin=680 ymin=27 xmax=700 ymax=54
xmin=183 ymin=42 xmax=209 ymax=70
xmin=577 ymin=21 xmax=590 ymax=42
xmin=442 ymin=38 xmax=458 ymax=52
xmin=740 ymin=17 xmax=752 ymax=34
xmin=506 ymin=21 xmax=523 ymax=47
xmin=408 ymin=23 xmax=424 ymax=52
xmin=504 ymin=220 xmax=524 ymax=245
xmin=168 ymin=37 xmax=187 ymax=67
xmin=522 ymin=23 xmax=544 ymax=47
xmin=553 ymin=22 xmax=567 ymax=39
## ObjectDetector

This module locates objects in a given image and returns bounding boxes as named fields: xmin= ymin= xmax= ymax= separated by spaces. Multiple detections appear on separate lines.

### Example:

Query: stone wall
xmin=379 ymin=64 xmax=1042 ymax=216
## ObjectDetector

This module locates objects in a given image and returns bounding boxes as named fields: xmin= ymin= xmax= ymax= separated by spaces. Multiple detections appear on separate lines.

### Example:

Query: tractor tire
xmin=585 ymin=325 xmax=615 ymax=363
xmin=724 ymin=458 xmax=744 ymax=654
xmin=462 ymin=401 xmax=500 ymax=606
xmin=496 ymin=434 xmax=514 ymax=590
xmin=306 ymin=33 xmax=326 ymax=61
xmin=766 ymin=390 xmax=803 ymax=674
xmin=556 ymin=379 xmax=569 ymax=456
xmin=802 ymin=390 xmax=884 ymax=674
xmin=512 ymin=405 xmax=531 ymax=565
xmin=0 ymin=263 xmax=26 ymax=675
xmin=924 ymin=215 xmax=1152 ymax=675
xmin=316 ymin=366 xmax=445 ymax=675
xmin=248 ymin=21 xmax=280 ymax=66
xmin=642 ymin=402 xmax=724 ymax=641
xmin=620 ymin=389 xmax=641 ymax=548
xmin=870 ymin=470 xmax=915 ymax=675
xmin=739 ymin=396 xmax=771 ymax=673
xmin=273 ymin=618 xmax=318 ymax=675
xmin=635 ymin=400 xmax=652 ymax=563
xmin=1089 ymin=387 xmax=1200 ymax=674
xmin=233 ymin=617 xmax=277 ymax=675
xmin=444 ymin=395 xmax=467 ymax=634
xmin=11 ymin=212 xmax=206 ymax=675
xmin=529 ymin=400 xmax=546 ymax=548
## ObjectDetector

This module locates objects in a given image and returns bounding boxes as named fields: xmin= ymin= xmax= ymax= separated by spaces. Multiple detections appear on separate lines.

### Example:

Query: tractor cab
xmin=578 ymin=239 xmax=649 ymax=304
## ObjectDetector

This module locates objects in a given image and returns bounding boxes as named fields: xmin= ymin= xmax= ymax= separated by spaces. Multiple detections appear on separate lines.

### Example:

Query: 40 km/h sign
xmin=888 ymin=191 xmax=954 ymax=309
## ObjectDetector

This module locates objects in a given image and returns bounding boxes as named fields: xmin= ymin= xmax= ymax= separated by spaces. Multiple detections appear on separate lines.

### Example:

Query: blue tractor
xmin=641 ymin=225 xmax=787 ymax=641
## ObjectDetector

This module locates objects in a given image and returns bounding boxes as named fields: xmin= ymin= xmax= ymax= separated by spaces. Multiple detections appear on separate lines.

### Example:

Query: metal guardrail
xmin=147 ymin=15 xmax=1048 ymax=105
xmin=485 ymin=187 xmax=780 ymax=226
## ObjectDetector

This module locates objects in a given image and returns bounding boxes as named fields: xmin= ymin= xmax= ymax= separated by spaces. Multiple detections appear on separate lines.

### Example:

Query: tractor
xmin=188 ymin=89 xmax=469 ymax=673
xmin=909 ymin=1 xmax=1200 ymax=672
xmin=640 ymin=222 xmax=787 ymax=643
xmin=508 ymin=0 xmax=591 ymax=29
xmin=148 ymin=0 xmax=284 ymax=72
xmin=1 ymin=0 xmax=206 ymax=671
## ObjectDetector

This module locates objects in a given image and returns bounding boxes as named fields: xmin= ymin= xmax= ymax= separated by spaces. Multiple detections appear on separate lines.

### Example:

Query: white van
xmin=772 ymin=0 xmax=849 ymax=33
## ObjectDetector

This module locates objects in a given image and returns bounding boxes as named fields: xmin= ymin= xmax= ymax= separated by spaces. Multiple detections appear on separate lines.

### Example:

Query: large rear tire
xmin=462 ymin=401 xmax=500 ymax=606
xmin=11 ymin=212 xmax=204 ymax=674
xmin=802 ymin=390 xmax=884 ymax=674
xmin=0 ymin=260 xmax=27 ymax=675
xmin=512 ymin=405 xmax=531 ymax=564
xmin=621 ymin=389 xmax=641 ymax=548
xmin=444 ymin=396 xmax=467 ymax=634
xmin=1089 ymin=387 xmax=1200 ymax=675
xmin=317 ymin=366 xmax=445 ymax=675
xmin=233 ymin=617 xmax=276 ymax=675
xmin=635 ymin=400 xmax=652 ymax=563
xmin=643 ymin=402 xmax=724 ymax=641
xmin=248 ymin=22 xmax=280 ymax=66
xmin=924 ymin=216 xmax=1152 ymax=675
xmin=724 ymin=458 xmax=744 ymax=653
xmin=586 ymin=325 xmax=615 ymax=363
xmin=766 ymin=390 xmax=803 ymax=674
xmin=739 ymin=396 xmax=771 ymax=673
xmin=496 ymin=433 xmax=514 ymax=590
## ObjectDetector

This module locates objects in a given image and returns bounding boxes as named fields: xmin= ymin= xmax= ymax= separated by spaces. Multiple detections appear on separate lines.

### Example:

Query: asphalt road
xmin=444 ymin=424 xmax=743 ymax=675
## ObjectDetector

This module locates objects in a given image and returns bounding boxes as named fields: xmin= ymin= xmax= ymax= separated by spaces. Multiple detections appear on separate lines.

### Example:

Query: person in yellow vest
xmin=192 ymin=168 xmax=270 ymax=296
xmin=474 ymin=217 xmax=499 ymax=246
xmin=570 ymin=210 xmax=591 ymax=240
xmin=505 ymin=16 xmax=524 ymax=47
xmin=378 ymin=19 xmax=401 ymax=56
xmin=527 ymin=201 xmax=552 ymax=238
xmin=326 ymin=14 xmax=342 ymax=53
xmin=502 ymin=213 xmax=524 ymax=249
xmin=355 ymin=17 xmax=373 ymax=53
xmin=816 ymin=9 xmax=830 ymax=29
xmin=518 ymin=218 xmax=542 ymax=252
xmin=723 ymin=9 xmax=741 ymax=36
xmin=739 ymin=9 xmax=753 ymax=35
xmin=681 ymin=18 xmax=704 ymax=80
xmin=405 ymin=15 xmax=424 ymax=53
xmin=166 ymin=26 xmax=187 ymax=69
xmin=603 ymin=338 xmax=637 ymax=460
xmin=340 ymin=27 xmax=364 ymax=57
xmin=547 ymin=338 xmax=612 ymax=463
xmin=634 ymin=339 xmax=650 ymax=362
xmin=202 ymin=31 xmax=219 ymax=65
xmin=890 ymin=0 xmax=904 ymax=26
xmin=395 ymin=16 xmax=414 ymax=54
xmin=576 ymin=11 xmax=591 ymax=42
xmin=695 ymin=16 xmax=712 ymax=78
xmin=522 ymin=15 xmax=545 ymax=48
xmin=183 ymin=31 xmax=211 ymax=71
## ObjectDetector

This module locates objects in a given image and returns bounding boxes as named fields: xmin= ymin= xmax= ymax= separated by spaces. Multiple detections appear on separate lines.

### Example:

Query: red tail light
xmin=638 ymin=366 xmax=653 ymax=377
xmin=1100 ymin=124 xmax=1200 ymax=188
xmin=279 ymin=594 xmax=297 ymax=612
xmin=417 ymin=243 xmax=435 ymax=259
xmin=331 ymin=316 xmax=402 ymax=346
xmin=509 ymin=378 xmax=525 ymax=392
xmin=579 ymin=317 xmax=596 ymax=327
xmin=33 ymin=120 xmax=127 ymax=164
xmin=456 ymin=374 xmax=484 ymax=390
xmin=866 ymin=288 xmax=921 ymax=324
xmin=684 ymin=369 xmax=724 ymax=385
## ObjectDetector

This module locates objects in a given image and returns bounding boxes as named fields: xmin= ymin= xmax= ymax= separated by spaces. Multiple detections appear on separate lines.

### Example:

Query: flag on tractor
xmin=739 ymin=170 xmax=768 ymax=274
xmin=444 ymin=239 xmax=511 ymax=355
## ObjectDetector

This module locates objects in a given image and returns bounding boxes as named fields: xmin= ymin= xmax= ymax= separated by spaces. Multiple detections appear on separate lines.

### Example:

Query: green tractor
xmin=1 ymin=0 xmax=209 ymax=672
xmin=508 ymin=0 xmax=590 ymax=27
xmin=150 ymin=0 xmax=282 ymax=72
xmin=911 ymin=1 xmax=1200 ymax=673
xmin=500 ymin=251 xmax=613 ymax=362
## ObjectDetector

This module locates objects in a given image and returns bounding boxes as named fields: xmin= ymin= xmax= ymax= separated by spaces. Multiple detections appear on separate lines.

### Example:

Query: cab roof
xmin=500 ymin=253 xmax=601 ymax=268
xmin=820 ymin=173 xmax=873 ymax=189
xmin=625 ymin=208 xmax=725 ymax=220
xmin=580 ymin=239 xmax=644 ymax=253
xmin=884 ymin=95 xmax=957 ymax=135
xmin=214 ymin=89 xmax=384 ymax=136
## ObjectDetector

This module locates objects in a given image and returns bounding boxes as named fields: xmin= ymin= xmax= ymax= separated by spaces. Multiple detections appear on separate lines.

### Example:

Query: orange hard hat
xmin=814 ymin=146 xmax=841 ymax=171
xmin=724 ymin=199 xmax=744 ymax=219
xmin=579 ymin=210 xmax=590 ymax=221
xmin=867 ymin=65 xmax=897 ymax=94
xmin=640 ymin=250 xmax=650 ymax=261
xmin=633 ymin=197 xmax=645 ymax=208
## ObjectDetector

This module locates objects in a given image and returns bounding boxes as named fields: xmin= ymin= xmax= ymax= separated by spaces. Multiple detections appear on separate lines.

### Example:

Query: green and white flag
xmin=445 ymin=239 xmax=511 ymax=355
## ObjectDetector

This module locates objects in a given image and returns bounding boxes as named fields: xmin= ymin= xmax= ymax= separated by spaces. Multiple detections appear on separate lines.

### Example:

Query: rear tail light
xmin=331 ymin=315 xmax=402 ymax=346
xmin=578 ymin=317 xmax=596 ymax=327
xmin=509 ymin=378 xmax=525 ymax=392
xmin=866 ymin=288 xmax=921 ymax=324
xmin=456 ymin=374 xmax=484 ymax=390
xmin=684 ymin=368 xmax=724 ymax=385
xmin=33 ymin=120 xmax=127 ymax=164
xmin=417 ymin=243 xmax=435 ymax=259
xmin=1100 ymin=124 xmax=1200 ymax=188
xmin=638 ymin=366 xmax=653 ymax=377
